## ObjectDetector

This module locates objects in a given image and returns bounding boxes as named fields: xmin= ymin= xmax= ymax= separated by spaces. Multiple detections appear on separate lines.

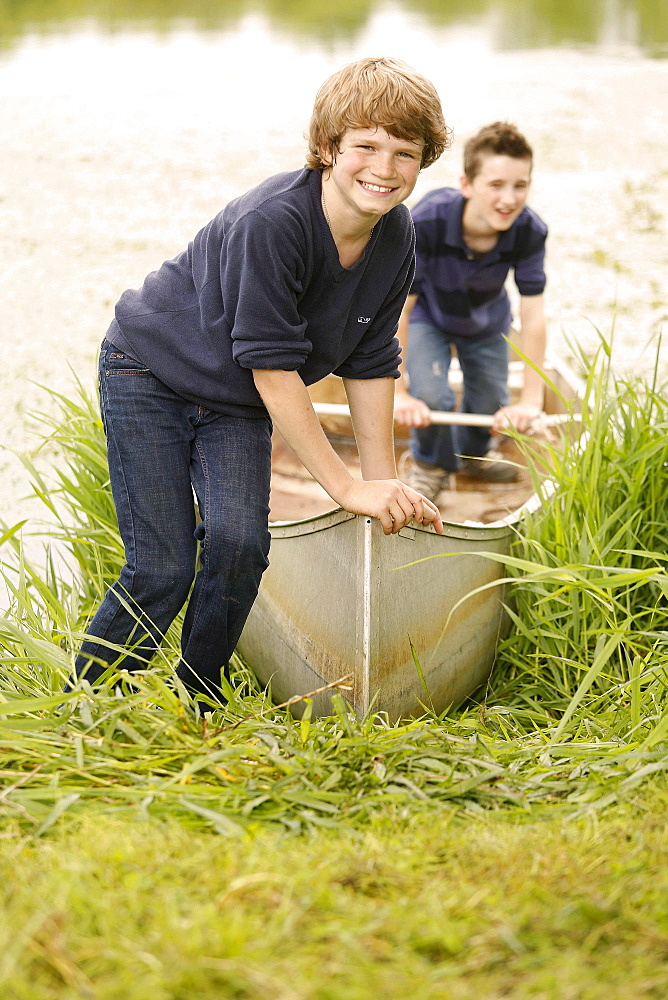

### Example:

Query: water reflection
xmin=0 ymin=0 xmax=666 ymax=54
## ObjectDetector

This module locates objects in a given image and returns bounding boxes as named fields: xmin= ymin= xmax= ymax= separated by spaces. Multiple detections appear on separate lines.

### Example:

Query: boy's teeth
xmin=361 ymin=182 xmax=392 ymax=192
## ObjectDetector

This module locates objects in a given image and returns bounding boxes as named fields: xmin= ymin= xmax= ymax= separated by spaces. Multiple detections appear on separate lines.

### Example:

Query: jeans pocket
xmin=104 ymin=348 xmax=151 ymax=377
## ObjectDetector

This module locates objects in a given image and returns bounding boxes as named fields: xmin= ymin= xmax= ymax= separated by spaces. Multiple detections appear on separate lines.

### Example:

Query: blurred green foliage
xmin=0 ymin=0 xmax=666 ymax=53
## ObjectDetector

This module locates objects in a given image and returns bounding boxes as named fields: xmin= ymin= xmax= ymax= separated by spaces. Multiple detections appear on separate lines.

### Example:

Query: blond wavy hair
xmin=306 ymin=57 xmax=451 ymax=172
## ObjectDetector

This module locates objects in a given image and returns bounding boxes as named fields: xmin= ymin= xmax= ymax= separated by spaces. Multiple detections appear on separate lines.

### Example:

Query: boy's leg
xmin=176 ymin=412 xmax=273 ymax=704
xmin=74 ymin=341 xmax=199 ymax=685
xmin=405 ymin=320 xmax=459 ymax=472
xmin=454 ymin=331 xmax=517 ymax=481
xmin=455 ymin=331 xmax=510 ymax=459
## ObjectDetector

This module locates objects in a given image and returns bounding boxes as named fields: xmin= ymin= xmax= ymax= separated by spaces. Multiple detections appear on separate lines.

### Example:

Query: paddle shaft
xmin=311 ymin=401 xmax=576 ymax=428
xmin=312 ymin=402 xmax=496 ymax=427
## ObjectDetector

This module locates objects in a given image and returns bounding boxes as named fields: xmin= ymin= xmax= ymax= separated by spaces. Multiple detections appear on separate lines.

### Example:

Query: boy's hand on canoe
xmin=337 ymin=479 xmax=444 ymax=535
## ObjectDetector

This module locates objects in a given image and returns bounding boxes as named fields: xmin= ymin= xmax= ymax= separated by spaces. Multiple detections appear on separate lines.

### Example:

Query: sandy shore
xmin=1 ymin=25 xmax=667 ymax=575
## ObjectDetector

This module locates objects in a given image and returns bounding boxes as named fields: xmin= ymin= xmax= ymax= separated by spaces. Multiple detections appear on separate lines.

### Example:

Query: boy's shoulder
xmin=513 ymin=204 xmax=547 ymax=237
xmin=410 ymin=186 xmax=462 ymax=222
xmin=223 ymin=168 xmax=314 ymax=225
xmin=195 ymin=169 xmax=316 ymax=252
xmin=509 ymin=205 xmax=548 ymax=259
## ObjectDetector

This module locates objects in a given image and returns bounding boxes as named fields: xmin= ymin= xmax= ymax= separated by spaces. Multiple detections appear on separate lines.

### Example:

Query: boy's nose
xmin=372 ymin=154 xmax=396 ymax=177
xmin=498 ymin=188 xmax=518 ymax=207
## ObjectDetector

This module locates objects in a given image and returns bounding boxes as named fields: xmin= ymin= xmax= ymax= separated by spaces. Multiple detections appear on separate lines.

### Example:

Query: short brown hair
xmin=463 ymin=122 xmax=533 ymax=180
xmin=306 ymin=56 xmax=451 ymax=171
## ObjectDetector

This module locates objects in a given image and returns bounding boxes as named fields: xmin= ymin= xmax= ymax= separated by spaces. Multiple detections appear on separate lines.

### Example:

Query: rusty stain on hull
xmin=238 ymin=512 xmax=514 ymax=721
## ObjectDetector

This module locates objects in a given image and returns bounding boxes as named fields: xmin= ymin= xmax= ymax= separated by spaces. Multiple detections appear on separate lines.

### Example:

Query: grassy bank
xmin=1 ymin=343 xmax=667 ymax=831
xmin=1 ymin=343 xmax=667 ymax=996
xmin=1 ymin=797 xmax=667 ymax=999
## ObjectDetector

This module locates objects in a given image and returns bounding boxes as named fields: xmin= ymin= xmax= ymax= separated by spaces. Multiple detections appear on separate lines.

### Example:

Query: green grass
xmin=2 ymin=799 xmax=668 ymax=999
xmin=1 ymin=341 xmax=667 ymax=996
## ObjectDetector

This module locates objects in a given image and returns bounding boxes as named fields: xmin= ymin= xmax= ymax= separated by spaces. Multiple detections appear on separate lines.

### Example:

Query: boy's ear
xmin=459 ymin=173 xmax=473 ymax=198
xmin=319 ymin=142 xmax=335 ymax=168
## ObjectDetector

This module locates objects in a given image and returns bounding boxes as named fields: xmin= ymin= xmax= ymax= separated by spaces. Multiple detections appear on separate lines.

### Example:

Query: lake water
xmin=1 ymin=0 xmax=667 ymax=534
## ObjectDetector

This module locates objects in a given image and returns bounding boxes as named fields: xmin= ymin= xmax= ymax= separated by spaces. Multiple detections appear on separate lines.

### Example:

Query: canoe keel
xmin=237 ymin=511 xmax=513 ymax=721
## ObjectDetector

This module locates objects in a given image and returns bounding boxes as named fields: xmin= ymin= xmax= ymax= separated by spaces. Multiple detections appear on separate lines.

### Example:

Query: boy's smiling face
xmin=460 ymin=153 xmax=532 ymax=235
xmin=322 ymin=127 xmax=423 ymax=226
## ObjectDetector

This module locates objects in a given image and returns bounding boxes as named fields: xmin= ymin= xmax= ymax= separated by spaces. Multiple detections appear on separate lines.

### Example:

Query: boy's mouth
xmin=358 ymin=181 xmax=395 ymax=194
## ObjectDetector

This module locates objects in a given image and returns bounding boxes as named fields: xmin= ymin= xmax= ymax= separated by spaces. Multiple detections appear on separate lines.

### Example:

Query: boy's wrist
xmin=329 ymin=471 xmax=357 ymax=507
xmin=517 ymin=396 xmax=543 ymax=410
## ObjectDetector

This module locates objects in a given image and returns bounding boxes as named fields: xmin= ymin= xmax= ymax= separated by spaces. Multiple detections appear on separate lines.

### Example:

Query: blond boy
xmin=73 ymin=58 xmax=450 ymax=708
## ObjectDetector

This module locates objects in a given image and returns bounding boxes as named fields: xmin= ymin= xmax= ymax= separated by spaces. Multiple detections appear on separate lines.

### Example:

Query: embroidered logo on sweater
xmin=357 ymin=316 xmax=371 ymax=324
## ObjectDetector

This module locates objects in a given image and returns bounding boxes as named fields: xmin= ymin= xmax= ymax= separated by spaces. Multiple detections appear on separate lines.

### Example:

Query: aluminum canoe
xmin=237 ymin=351 xmax=583 ymax=720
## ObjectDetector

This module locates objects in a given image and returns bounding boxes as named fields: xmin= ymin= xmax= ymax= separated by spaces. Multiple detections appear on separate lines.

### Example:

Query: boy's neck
xmin=461 ymin=201 xmax=500 ymax=255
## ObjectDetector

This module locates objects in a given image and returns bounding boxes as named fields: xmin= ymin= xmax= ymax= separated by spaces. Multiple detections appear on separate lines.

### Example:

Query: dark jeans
xmin=406 ymin=321 xmax=510 ymax=472
xmin=74 ymin=339 xmax=272 ymax=703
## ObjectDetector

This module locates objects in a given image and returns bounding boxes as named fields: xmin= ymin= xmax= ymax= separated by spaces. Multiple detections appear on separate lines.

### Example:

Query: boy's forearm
xmin=519 ymin=329 xmax=546 ymax=407
xmin=395 ymin=294 xmax=418 ymax=394
xmin=253 ymin=369 xmax=444 ymax=536
xmin=343 ymin=376 xmax=397 ymax=480
xmin=252 ymin=369 xmax=354 ymax=504
xmin=518 ymin=295 xmax=547 ymax=408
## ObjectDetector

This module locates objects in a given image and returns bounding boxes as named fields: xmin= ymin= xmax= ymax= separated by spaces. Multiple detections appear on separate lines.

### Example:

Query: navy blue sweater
xmin=109 ymin=168 xmax=415 ymax=416
xmin=410 ymin=187 xmax=547 ymax=340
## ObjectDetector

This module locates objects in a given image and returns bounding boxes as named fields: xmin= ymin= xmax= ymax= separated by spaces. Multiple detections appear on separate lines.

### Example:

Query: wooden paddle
xmin=311 ymin=401 xmax=576 ymax=429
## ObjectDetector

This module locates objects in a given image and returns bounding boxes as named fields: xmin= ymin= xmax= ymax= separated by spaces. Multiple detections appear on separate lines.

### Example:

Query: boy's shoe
xmin=460 ymin=450 xmax=519 ymax=483
xmin=406 ymin=457 xmax=450 ymax=503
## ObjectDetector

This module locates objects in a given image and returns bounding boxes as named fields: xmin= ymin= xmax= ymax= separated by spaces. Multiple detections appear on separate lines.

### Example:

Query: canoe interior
xmin=271 ymin=434 xmax=530 ymax=526
xmin=269 ymin=352 xmax=583 ymax=526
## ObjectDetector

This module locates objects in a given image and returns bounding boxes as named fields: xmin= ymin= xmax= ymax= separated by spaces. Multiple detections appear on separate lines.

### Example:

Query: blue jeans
xmin=406 ymin=321 xmax=510 ymax=472
xmin=74 ymin=339 xmax=273 ymax=703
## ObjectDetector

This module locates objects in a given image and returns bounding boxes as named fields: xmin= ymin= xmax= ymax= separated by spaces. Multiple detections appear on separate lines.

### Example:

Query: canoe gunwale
xmin=269 ymin=508 xmax=517 ymax=541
